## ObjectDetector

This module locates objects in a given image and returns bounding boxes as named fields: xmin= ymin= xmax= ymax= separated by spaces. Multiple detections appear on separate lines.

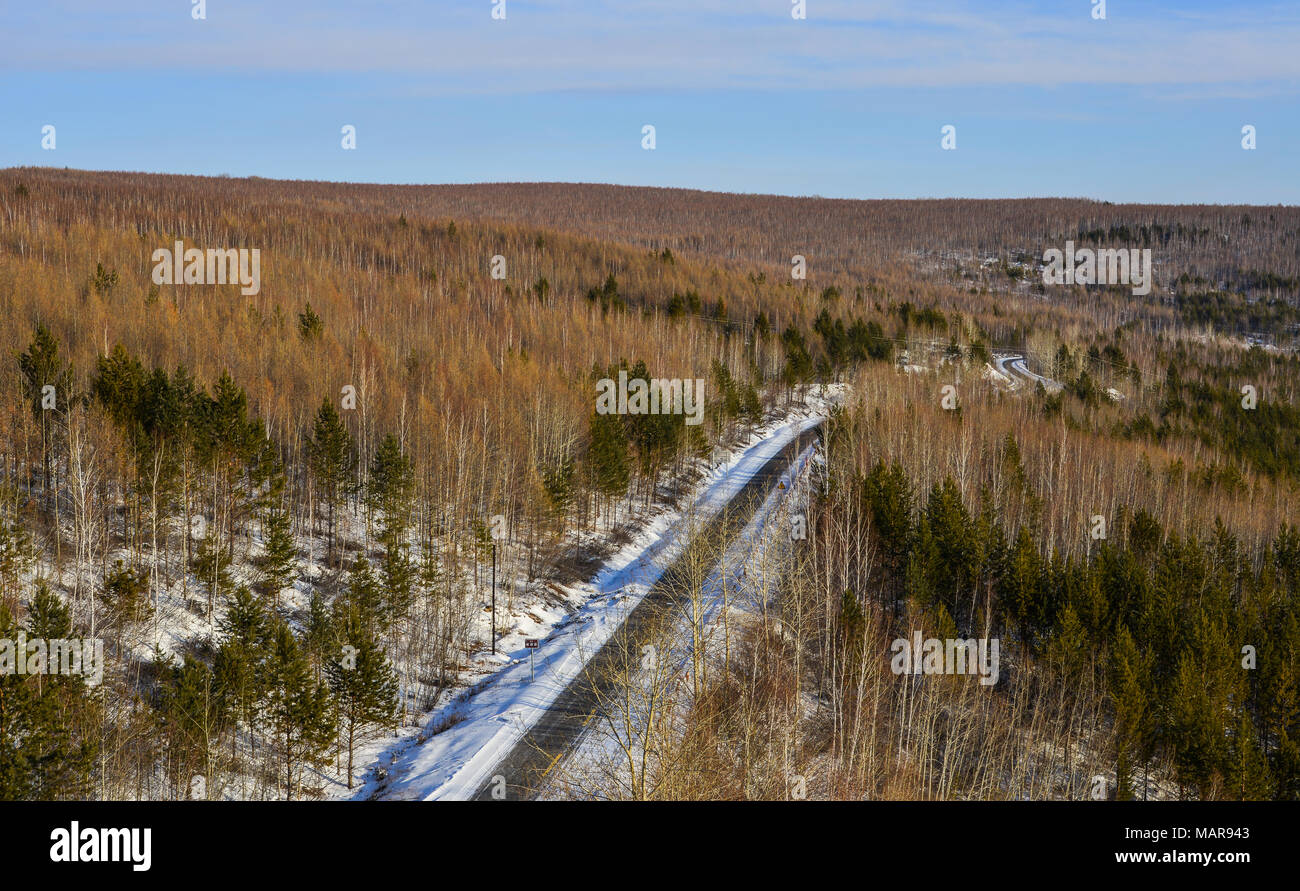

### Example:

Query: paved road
xmin=993 ymin=353 xmax=1062 ymax=391
xmin=472 ymin=421 xmax=823 ymax=800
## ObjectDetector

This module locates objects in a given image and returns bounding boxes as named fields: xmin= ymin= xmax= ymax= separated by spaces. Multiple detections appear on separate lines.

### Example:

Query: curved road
xmin=992 ymin=353 xmax=1062 ymax=391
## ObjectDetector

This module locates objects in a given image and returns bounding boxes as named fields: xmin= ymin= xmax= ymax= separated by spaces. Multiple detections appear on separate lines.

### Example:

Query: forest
xmin=0 ymin=166 xmax=1296 ymax=800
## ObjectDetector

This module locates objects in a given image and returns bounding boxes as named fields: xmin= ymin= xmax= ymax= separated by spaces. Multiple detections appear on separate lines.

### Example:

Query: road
xmin=471 ymin=421 xmax=823 ymax=800
xmin=992 ymin=352 xmax=1062 ymax=391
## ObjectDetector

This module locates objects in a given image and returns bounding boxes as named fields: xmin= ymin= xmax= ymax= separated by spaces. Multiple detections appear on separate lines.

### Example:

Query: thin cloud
xmin=5 ymin=0 xmax=1300 ymax=93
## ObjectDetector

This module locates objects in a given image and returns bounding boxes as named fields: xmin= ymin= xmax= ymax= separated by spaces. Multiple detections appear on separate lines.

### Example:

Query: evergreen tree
xmin=308 ymin=399 xmax=356 ymax=561
xmin=924 ymin=477 xmax=978 ymax=623
xmin=0 ymin=502 xmax=35 ymax=610
xmin=862 ymin=460 xmax=913 ymax=605
xmin=91 ymin=343 xmax=147 ymax=431
xmin=214 ymin=586 xmax=270 ymax=744
xmin=780 ymin=326 xmax=813 ymax=386
xmin=1225 ymin=708 xmax=1272 ymax=800
xmin=1045 ymin=602 xmax=1091 ymax=684
xmin=541 ymin=457 xmax=576 ymax=521
xmin=588 ymin=411 xmax=630 ymax=502
xmin=17 ymin=325 xmax=73 ymax=500
xmin=1002 ymin=526 xmax=1043 ymax=646
xmin=367 ymin=434 xmax=415 ymax=538
xmin=303 ymin=590 xmax=336 ymax=685
xmin=298 ymin=302 xmax=324 ymax=340
xmin=343 ymin=555 xmax=387 ymax=640
xmin=258 ymin=504 xmax=297 ymax=608
xmin=367 ymin=434 xmax=416 ymax=624
xmin=192 ymin=532 xmax=233 ymax=619
xmin=263 ymin=622 xmax=335 ymax=799
xmin=1110 ymin=625 xmax=1150 ymax=800
xmin=325 ymin=603 xmax=398 ymax=789
xmin=157 ymin=654 xmax=227 ymax=799
xmin=0 ymin=595 xmax=96 ymax=800
xmin=379 ymin=546 xmax=416 ymax=631
xmin=182 ymin=371 xmax=263 ymax=616
xmin=1167 ymin=651 xmax=1225 ymax=797
xmin=99 ymin=560 xmax=152 ymax=642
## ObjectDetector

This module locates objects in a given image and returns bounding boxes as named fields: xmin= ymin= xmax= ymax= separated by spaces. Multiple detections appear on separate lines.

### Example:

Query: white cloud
xmin=6 ymin=0 xmax=1300 ymax=92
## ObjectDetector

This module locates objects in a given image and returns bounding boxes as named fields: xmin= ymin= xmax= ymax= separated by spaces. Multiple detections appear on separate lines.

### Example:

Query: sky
xmin=1 ymin=0 xmax=1296 ymax=203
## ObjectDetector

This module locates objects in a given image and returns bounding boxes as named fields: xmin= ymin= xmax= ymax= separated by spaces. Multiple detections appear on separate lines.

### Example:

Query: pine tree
xmin=343 ymin=556 xmax=387 ymax=640
xmin=99 ymin=560 xmax=152 ymax=642
xmin=906 ymin=515 xmax=939 ymax=613
xmin=1045 ymin=602 xmax=1090 ymax=683
xmin=303 ymin=591 xmax=336 ymax=685
xmin=863 ymin=460 xmax=913 ymax=605
xmin=214 ymin=585 xmax=270 ymax=750
xmin=0 ymin=594 xmax=96 ymax=800
xmin=157 ymin=654 xmax=227 ymax=799
xmin=258 ymin=505 xmax=297 ymax=608
xmin=1110 ymin=625 xmax=1149 ymax=800
xmin=298 ymin=302 xmax=324 ymax=340
xmin=540 ymin=458 xmax=576 ymax=522
xmin=780 ymin=326 xmax=813 ymax=388
xmin=380 ymin=547 xmax=416 ymax=631
xmin=367 ymin=434 xmax=416 ymax=624
xmin=325 ymin=603 xmax=398 ymax=789
xmin=308 ymin=399 xmax=356 ymax=562
xmin=1225 ymin=708 xmax=1272 ymax=800
xmin=924 ymin=477 xmax=978 ymax=623
xmin=588 ymin=411 xmax=630 ymax=506
xmin=263 ymin=622 xmax=335 ymax=799
xmin=366 ymin=434 xmax=415 ymax=535
xmin=17 ymin=325 xmax=73 ymax=502
xmin=837 ymin=589 xmax=866 ymax=647
xmin=0 ymin=601 xmax=45 ymax=799
xmin=1167 ymin=651 xmax=1224 ymax=797
xmin=194 ymin=372 xmax=260 ymax=535
xmin=91 ymin=343 xmax=146 ymax=431
xmin=0 ymin=501 xmax=35 ymax=611
xmin=1002 ymin=526 xmax=1043 ymax=646
xmin=192 ymin=532 xmax=232 ymax=619
xmin=27 ymin=584 xmax=98 ymax=798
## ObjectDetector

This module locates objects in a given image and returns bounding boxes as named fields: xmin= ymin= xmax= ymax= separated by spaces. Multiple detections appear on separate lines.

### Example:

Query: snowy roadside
xmin=351 ymin=393 xmax=838 ymax=800
xmin=539 ymin=435 xmax=821 ymax=798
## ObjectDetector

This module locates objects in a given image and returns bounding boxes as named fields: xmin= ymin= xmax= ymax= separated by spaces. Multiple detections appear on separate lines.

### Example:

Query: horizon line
xmin=6 ymin=166 xmax=1298 ymax=209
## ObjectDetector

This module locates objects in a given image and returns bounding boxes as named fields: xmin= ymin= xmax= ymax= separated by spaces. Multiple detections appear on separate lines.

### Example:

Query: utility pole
xmin=491 ymin=540 xmax=497 ymax=655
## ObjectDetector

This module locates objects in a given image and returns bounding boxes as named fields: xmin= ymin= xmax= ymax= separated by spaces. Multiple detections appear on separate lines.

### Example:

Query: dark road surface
xmin=472 ymin=421 xmax=823 ymax=799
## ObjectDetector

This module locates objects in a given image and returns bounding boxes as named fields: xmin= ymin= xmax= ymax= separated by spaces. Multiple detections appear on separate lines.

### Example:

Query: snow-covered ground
xmin=538 ymin=435 xmax=820 ymax=798
xmin=351 ymin=394 xmax=839 ymax=800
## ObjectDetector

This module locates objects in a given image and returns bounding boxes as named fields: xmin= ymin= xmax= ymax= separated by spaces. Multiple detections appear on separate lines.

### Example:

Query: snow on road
xmin=540 ymin=436 xmax=821 ymax=797
xmin=370 ymin=406 xmax=829 ymax=801
xmin=992 ymin=353 xmax=1062 ymax=392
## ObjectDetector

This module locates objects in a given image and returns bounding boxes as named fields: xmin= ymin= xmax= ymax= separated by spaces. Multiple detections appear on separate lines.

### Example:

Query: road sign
xmin=524 ymin=639 xmax=538 ymax=681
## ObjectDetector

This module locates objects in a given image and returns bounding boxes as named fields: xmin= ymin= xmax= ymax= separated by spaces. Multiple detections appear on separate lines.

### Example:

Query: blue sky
xmin=1 ymin=0 xmax=1296 ymax=203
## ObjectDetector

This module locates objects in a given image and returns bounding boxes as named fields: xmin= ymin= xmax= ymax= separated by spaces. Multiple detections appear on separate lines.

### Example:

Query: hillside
xmin=1 ymin=167 xmax=1297 ymax=801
